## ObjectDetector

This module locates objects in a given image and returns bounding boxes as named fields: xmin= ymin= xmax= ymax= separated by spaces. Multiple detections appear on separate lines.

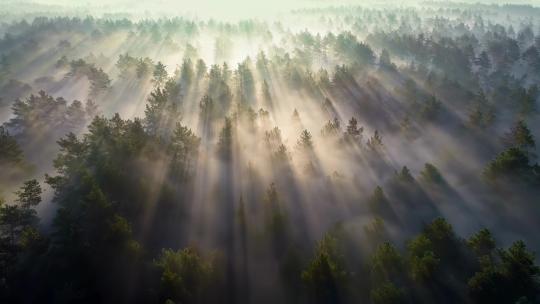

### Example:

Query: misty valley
xmin=1 ymin=1 xmax=540 ymax=303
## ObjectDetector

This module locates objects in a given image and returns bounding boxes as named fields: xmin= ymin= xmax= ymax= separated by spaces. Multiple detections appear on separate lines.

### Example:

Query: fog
xmin=1 ymin=1 xmax=540 ymax=303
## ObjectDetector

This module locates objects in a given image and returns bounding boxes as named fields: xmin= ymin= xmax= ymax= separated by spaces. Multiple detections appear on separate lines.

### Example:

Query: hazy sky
xmin=2 ymin=0 xmax=331 ymax=19
xmin=1 ymin=0 xmax=539 ymax=22
xmin=3 ymin=0 xmax=537 ymax=20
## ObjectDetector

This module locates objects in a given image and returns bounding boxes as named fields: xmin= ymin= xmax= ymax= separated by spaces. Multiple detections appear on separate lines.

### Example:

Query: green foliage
xmin=272 ymin=144 xmax=291 ymax=164
xmin=169 ymin=122 xmax=200 ymax=179
xmin=15 ymin=179 xmax=41 ymax=208
xmin=217 ymin=117 xmax=233 ymax=160
xmin=46 ymin=176 xmax=142 ymax=300
xmin=371 ymin=242 xmax=403 ymax=283
xmin=136 ymin=57 xmax=154 ymax=79
xmin=155 ymin=247 xmax=216 ymax=304
xmin=406 ymin=235 xmax=439 ymax=282
xmin=468 ymin=91 xmax=496 ymax=128
xmin=334 ymin=32 xmax=375 ymax=66
xmin=364 ymin=217 xmax=387 ymax=245
xmin=422 ymin=218 xmax=458 ymax=258
xmin=207 ymin=64 xmax=232 ymax=107
xmin=344 ymin=117 xmax=363 ymax=144
xmin=0 ymin=181 xmax=41 ymax=247
xmin=199 ymin=94 xmax=215 ymax=121
xmin=153 ymin=61 xmax=168 ymax=87
xmin=165 ymin=78 xmax=183 ymax=105
xmin=3 ymin=8 xmax=540 ymax=304
xmin=263 ymin=183 xmax=288 ymax=248
xmin=196 ymin=59 xmax=207 ymax=80
xmin=368 ymin=186 xmax=392 ymax=218
xmin=321 ymin=118 xmax=341 ymax=138
xmin=370 ymin=282 xmax=405 ymax=304
xmin=302 ymin=228 xmax=348 ymax=304
xmin=296 ymin=129 xmax=314 ymax=151
xmin=420 ymin=163 xmax=444 ymax=185
xmin=468 ymin=241 xmax=540 ymax=304
xmin=67 ymin=59 xmax=110 ymax=95
xmin=332 ymin=65 xmax=355 ymax=87
xmin=511 ymin=86 xmax=538 ymax=116
xmin=180 ymin=58 xmax=194 ymax=88
xmin=0 ymin=55 xmax=11 ymax=83
xmin=396 ymin=166 xmax=414 ymax=183
xmin=504 ymin=120 xmax=536 ymax=150
xmin=264 ymin=127 xmax=291 ymax=165
xmin=468 ymin=228 xmax=496 ymax=258
xmin=46 ymin=113 xmax=199 ymax=232
xmin=235 ymin=59 xmax=255 ymax=103
xmin=265 ymin=127 xmax=283 ymax=148
xmin=144 ymin=86 xmax=181 ymax=137
xmin=8 ymin=91 xmax=91 ymax=138
xmin=484 ymin=147 xmax=539 ymax=184
xmin=367 ymin=130 xmax=383 ymax=151
xmin=0 ymin=126 xmax=23 ymax=166
xmin=483 ymin=116 xmax=540 ymax=185
xmin=261 ymin=79 xmax=272 ymax=104
xmin=0 ymin=180 xmax=43 ymax=296
xmin=116 ymin=53 xmax=139 ymax=78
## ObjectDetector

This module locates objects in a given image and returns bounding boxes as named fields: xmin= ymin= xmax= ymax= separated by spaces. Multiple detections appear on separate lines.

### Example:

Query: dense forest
xmin=1 ymin=1 xmax=540 ymax=303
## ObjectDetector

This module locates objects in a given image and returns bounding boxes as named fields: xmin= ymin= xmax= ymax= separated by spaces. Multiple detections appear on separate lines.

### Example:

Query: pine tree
xmin=262 ymin=80 xmax=272 ymax=104
xmin=297 ymin=129 xmax=314 ymax=151
xmin=367 ymin=130 xmax=383 ymax=151
xmin=368 ymin=186 xmax=391 ymax=216
xmin=218 ymin=118 xmax=233 ymax=160
xmin=504 ymin=120 xmax=535 ymax=150
xmin=0 ymin=126 xmax=24 ymax=166
xmin=180 ymin=58 xmax=194 ymax=89
xmin=15 ymin=179 xmax=41 ymax=209
xmin=321 ymin=118 xmax=341 ymax=138
xmin=153 ymin=61 xmax=168 ymax=87
xmin=420 ymin=163 xmax=445 ymax=185
xmin=397 ymin=166 xmax=414 ymax=183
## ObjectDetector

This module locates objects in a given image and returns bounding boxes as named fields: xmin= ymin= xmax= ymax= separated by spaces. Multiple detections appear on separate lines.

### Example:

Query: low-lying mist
xmin=1 ymin=1 xmax=540 ymax=303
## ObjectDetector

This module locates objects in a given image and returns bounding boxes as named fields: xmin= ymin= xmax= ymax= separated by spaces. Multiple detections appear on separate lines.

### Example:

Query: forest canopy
xmin=1 ymin=1 xmax=540 ymax=303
